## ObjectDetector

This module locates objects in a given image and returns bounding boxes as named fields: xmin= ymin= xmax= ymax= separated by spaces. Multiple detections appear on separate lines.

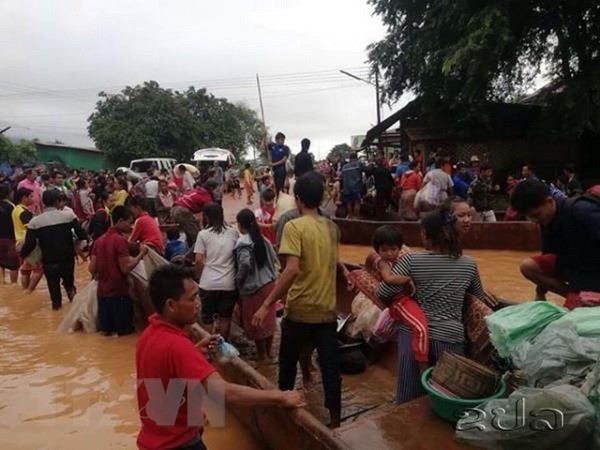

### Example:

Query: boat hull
xmin=334 ymin=218 xmax=541 ymax=251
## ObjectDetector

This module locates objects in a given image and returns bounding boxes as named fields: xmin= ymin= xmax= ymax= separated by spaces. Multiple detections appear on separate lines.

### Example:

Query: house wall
xmin=454 ymin=138 xmax=578 ymax=180
xmin=36 ymin=146 xmax=107 ymax=171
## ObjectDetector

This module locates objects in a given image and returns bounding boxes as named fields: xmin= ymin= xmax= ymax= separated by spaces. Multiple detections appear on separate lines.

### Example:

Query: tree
xmin=185 ymin=87 xmax=262 ymax=157
xmin=88 ymin=81 xmax=262 ymax=167
xmin=0 ymin=136 xmax=37 ymax=164
xmin=327 ymin=143 xmax=353 ymax=161
xmin=368 ymin=0 xmax=600 ymax=136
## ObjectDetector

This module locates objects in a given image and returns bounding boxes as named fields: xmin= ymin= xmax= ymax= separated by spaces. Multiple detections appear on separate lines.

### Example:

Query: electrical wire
xmin=0 ymin=66 xmax=371 ymax=99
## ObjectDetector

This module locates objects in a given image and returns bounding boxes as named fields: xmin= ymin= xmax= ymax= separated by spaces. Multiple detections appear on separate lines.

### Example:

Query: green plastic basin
xmin=420 ymin=367 xmax=506 ymax=423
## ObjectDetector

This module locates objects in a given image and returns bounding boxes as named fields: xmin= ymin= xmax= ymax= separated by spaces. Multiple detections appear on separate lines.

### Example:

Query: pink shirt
xmin=17 ymin=178 xmax=41 ymax=214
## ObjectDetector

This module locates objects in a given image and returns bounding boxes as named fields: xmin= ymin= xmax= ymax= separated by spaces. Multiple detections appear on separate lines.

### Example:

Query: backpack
xmin=564 ymin=193 xmax=600 ymax=219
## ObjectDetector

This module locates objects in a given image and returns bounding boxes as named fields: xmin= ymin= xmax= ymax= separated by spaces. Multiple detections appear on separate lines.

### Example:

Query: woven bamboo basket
xmin=431 ymin=351 xmax=500 ymax=399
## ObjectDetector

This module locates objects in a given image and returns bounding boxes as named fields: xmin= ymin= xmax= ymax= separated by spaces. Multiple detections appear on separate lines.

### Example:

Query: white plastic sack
xmin=580 ymin=361 xmax=600 ymax=449
xmin=56 ymin=280 xmax=98 ymax=333
xmin=511 ymin=320 xmax=600 ymax=388
xmin=274 ymin=193 xmax=296 ymax=219
xmin=455 ymin=385 xmax=596 ymax=450
xmin=347 ymin=293 xmax=381 ymax=340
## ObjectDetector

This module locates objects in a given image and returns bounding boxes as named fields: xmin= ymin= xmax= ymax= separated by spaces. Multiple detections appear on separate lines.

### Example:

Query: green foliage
xmin=88 ymin=81 xmax=262 ymax=167
xmin=368 ymin=0 xmax=600 ymax=136
xmin=0 ymin=136 xmax=37 ymax=164
xmin=327 ymin=143 xmax=353 ymax=161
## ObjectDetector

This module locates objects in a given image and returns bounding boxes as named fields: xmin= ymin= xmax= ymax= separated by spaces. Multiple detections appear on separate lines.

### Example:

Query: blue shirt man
xmin=452 ymin=162 xmax=471 ymax=199
xmin=395 ymin=158 xmax=410 ymax=178
xmin=268 ymin=132 xmax=290 ymax=194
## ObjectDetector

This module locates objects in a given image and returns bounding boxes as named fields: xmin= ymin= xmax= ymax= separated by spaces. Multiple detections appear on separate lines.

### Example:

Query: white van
xmin=129 ymin=158 xmax=177 ymax=177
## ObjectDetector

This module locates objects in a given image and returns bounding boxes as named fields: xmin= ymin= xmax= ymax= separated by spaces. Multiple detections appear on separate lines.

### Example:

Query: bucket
xmin=421 ymin=368 xmax=506 ymax=423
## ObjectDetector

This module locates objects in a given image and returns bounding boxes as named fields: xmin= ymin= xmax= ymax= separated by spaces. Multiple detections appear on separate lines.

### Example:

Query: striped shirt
xmin=377 ymin=252 xmax=485 ymax=343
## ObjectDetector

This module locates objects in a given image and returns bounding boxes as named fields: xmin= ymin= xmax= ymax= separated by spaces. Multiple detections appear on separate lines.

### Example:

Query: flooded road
xmin=339 ymin=246 xmax=561 ymax=305
xmin=0 ymin=265 xmax=262 ymax=450
xmin=0 ymin=192 xmax=556 ymax=450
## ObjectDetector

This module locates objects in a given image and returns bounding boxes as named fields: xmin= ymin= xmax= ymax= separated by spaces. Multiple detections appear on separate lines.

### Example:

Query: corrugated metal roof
xmin=34 ymin=142 xmax=102 ymax=153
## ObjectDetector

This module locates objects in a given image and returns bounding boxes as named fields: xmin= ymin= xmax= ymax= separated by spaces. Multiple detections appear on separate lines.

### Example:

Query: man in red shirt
xmin=129 ymin=196 xmax=165 ymax=254
xmin=171 ymin=181 xmax=217 ymax=246
xmin=137 ymin=264 xmax=305 ymax=450
xmin=89 ymin=205 xmax=148 ymax=336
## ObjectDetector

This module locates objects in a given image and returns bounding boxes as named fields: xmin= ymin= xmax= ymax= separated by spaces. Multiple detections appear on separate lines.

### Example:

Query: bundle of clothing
xmin=457 ymin=302 xmax=600 ymax=449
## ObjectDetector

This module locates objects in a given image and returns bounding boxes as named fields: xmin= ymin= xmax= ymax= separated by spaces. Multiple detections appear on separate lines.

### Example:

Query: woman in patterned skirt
xmin=235 ymin=209 xmax=278 ymax=361
xmin=377 ymin=205 xmax=487 ymax=403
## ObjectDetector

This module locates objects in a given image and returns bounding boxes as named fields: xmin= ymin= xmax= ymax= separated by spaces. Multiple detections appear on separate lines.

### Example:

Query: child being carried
xmin=371 ymin=225 xmax=429 ymax=371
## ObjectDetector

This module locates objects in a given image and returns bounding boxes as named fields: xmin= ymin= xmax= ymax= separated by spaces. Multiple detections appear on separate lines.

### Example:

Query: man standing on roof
xmin=268 ymin=132 xmax=290 ymax=196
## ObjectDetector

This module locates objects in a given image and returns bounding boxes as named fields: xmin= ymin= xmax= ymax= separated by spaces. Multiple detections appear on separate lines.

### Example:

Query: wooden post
xmin=256 ymin=74 xmax=270 ymax=164
xmin=375 ymin=69 xmax=381 ymax=125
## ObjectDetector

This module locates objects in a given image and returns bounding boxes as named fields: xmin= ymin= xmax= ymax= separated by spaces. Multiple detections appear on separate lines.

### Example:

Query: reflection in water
xmin=0 ymin=245 xmax=557 ymax=449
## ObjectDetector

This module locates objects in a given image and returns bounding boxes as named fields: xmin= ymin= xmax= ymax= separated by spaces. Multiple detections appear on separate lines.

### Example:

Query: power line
xmin=0 ymin=66 xmax=371 ymax=99
xmin=264 ymin=83 xmax=367 ymax=99
xmin=0 ymin=74 xmax=372 ymax=98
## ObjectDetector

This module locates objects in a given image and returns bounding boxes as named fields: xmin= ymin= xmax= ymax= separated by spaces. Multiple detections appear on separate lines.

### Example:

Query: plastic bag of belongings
xmin=455 ymin=384 xmax=596 ymax=450
xmin=460 ymin=302 xmax=600 ymax=449
xmin=56 ymin=280 xmax=99 ymax=333
xmin=57 ymin=249 xmax=169 ymax=334
xmin=485 ymin=302 xmax=567 ymax=358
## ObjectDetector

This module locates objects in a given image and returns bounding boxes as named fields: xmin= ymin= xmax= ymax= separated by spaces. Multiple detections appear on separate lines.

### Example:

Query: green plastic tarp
xmin=485 ymin=302 xmax=568 ymax=357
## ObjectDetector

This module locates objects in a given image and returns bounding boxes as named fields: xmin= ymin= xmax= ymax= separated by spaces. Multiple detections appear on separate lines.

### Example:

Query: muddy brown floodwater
xmin=0 ymin=264 xmax=263 ymax=450
xmin=339 ymin=246 xmax=562 ymax=305
xmin=0 ymin=220 xmax=559 ymax=450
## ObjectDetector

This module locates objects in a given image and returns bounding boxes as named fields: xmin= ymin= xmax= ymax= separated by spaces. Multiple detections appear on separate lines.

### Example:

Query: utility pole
xmin=256 ymin=74 xmax=270 ymax=164
xmin=375 ymin=69 xmax=381 ymax=124
xmin=340 ymin=69 xmax=381 ymax=124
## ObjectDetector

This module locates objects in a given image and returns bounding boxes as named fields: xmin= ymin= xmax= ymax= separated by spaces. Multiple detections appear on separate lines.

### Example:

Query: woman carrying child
xmin=235 ymin=209 xmax=278 ymax=361
xmin=377 ymin=206 xmax=486 ymax=404
xmin=370 ymin=226 xmax=428 ymax=371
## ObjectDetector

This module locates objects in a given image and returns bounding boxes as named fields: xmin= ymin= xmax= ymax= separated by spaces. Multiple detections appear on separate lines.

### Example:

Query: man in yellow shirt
xmin=253 ymin=172 xmax=347 ymax=428
xmin=12 ymin=187 xmax=43 ymax=292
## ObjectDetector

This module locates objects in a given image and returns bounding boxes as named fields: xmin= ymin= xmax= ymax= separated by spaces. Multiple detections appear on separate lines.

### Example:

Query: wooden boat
xmin=129 ymin=253 xmax=476 ymax=449
xmin=333 ymin=218 xmax=541 ymax=251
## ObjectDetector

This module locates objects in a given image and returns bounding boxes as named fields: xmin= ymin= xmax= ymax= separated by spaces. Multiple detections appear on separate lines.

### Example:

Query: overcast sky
xmin=0 ymin=0 xmax=409 ymax=160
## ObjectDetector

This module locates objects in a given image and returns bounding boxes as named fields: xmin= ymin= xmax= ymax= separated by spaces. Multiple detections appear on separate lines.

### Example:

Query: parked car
xmin=129 ymin=158 xmax=177 ymax=177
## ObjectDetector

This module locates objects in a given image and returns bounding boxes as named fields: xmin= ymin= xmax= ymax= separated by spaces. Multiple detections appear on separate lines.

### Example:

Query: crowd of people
xmin=304 ymin=147 xmax=585 ymax=223
xmin=1 ymin=132 xmax=599 ymax=449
